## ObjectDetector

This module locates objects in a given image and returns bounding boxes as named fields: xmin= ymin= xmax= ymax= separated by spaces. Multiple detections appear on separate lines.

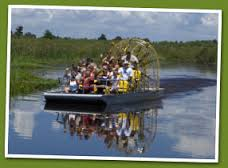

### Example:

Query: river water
xmin=7 ymin=65 xmax=218 ymax=159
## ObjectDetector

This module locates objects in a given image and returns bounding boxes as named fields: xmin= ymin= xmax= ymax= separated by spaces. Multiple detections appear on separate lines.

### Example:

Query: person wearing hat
xmin=118 ymin=61 xmax=133 ymax=81
xmin=117 ymin=61 xmax=133 ymax=93
xmin=121 ymin=51 xmax=139 ymax=66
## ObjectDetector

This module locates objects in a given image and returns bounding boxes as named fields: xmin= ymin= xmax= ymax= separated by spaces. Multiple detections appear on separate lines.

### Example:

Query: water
xmin=8 ymin=65 xmax=218 ymax=159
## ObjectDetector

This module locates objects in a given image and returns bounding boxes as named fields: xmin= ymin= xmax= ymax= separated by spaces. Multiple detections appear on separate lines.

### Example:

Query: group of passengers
xmin=63 ymin=51 xmax=141 ymax=94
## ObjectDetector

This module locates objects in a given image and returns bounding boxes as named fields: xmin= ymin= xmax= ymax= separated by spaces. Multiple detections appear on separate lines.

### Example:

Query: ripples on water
xmin=8 ymin=66 xmax=218 ymax=159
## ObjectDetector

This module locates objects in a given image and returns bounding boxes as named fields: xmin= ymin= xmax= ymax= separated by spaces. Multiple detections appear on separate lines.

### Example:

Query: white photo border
xmin=5 ymin=5 xmax=223 ymax=163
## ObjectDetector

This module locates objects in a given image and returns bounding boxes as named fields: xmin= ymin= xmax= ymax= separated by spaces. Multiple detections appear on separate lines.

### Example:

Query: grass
xmin=10 ymin=69 xmax=59 ymax=97
xmin=10 ymin=38 xmax=112 ymax=96
xmin=11 ymin=38 xmax=111 ymax=65
xmin=10 ymin=37 xmax=218 ymax=96
xmin=152 ymin=40 xmax=217 ymax=65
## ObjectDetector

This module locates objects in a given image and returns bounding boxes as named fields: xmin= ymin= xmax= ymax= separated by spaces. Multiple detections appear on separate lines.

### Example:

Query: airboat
xmin=44 ymin=38 xmax=164 ymax=105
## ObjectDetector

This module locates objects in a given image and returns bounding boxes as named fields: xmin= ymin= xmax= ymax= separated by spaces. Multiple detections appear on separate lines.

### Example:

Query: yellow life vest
xmin=118 ymin=80 xmax=129 ymax=93
xmin=93 ymin=84 xmax=97 ymax=93
xmin=133 ymin=69 xmax=141 ymax=81
xmin=132 ymin=70 xmax=141 ymax=89
xmin=104 ymin=86 xmax=110 ymax=95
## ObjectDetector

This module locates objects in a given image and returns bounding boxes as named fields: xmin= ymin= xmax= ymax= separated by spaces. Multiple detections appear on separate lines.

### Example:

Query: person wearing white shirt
xmin=121 ymin=51 xmax=139 ymax=66
xmin=118 ymin=61 xmax=133 ymax=81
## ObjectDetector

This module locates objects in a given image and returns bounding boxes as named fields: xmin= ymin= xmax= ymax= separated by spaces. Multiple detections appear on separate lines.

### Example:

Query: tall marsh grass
xmin=10 ymin=37 xmax=217 ymax=96
xmin=11 ymin=38 xmax=111 ymax=66
xmin=10 ymin=69 xmax=58 ymax=96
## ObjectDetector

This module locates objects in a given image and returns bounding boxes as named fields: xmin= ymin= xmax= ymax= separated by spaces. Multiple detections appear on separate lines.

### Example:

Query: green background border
xmin=0 ymin=0 xmax=226 ymax=167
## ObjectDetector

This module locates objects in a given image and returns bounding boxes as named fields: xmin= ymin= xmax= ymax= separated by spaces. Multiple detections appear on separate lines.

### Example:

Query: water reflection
xmin=10 ymin=95 xmax=42 ymax=139
xmin=44 ymin=102 xmax=160 ymax=155
xmin=157 ymin=86 xmax=216 ymax=158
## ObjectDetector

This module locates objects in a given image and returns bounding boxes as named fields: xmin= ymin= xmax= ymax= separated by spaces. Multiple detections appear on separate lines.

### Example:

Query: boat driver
xmin=121 ymin=51 xmax=139 ymax=67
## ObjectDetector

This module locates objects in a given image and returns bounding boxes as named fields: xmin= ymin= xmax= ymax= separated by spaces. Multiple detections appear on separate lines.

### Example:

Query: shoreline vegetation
xmin=10 ymin=27 xmax=218 ymax=96
xmin=10 ymin=70 xmax=58 ymax=96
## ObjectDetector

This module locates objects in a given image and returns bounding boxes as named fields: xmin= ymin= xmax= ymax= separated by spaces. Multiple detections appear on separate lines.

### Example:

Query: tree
xmin=212 ymin=39 xmax=217 ymax=44
xmin=24 ymin=32 xmax=36 ymax=38
xmin=113 ymin=36 xmax=122 ymax=41
xmin=14 ymin=25 xmax=23 ymax=37
xmin=42 ymin=30 xmax=55 ymax=39
xmin=98 ymin=34 xmax=107 ymax=40
xmin=143 ymin=38 xmax=150 ymax=43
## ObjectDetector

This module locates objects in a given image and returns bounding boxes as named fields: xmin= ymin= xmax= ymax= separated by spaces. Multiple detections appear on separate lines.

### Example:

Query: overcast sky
xmin=11 ymin=8 xmax=219 ymax=41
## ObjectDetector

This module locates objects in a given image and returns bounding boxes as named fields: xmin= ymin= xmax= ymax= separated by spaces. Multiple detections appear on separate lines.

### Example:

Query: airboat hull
xmin=44 ymin=88 xmax=164 ymax=105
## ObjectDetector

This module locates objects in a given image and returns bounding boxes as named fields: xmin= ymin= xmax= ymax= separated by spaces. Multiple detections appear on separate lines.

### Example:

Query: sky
xmin=11 ymin=8 xmax=219 ymax=41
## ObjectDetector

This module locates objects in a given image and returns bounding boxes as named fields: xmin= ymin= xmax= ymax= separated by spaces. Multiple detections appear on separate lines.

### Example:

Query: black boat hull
xmin=44 ymin=89 xmax=164 ymax=105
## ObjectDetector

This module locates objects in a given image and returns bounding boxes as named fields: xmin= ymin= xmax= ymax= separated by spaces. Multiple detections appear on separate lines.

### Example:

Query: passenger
xmin=109 ymin=57 xmax=117 ymax=69
xmin=121 ymin=51 xmax=139 ymax=67
xmin=87 ymin=64 xmax=96 ymax=81
xmin=79 ymin=59 xmax=87 ymax=73
xmin=114 ymin=63 xmax=120 ymax=71
xmin=74 ymin=70 xmax=82 ymax=85
xmin=96 ymin=69 xmax=109 ymax=94
xmin=102 ymin=55 xmax=110 ymax=65
xmin=107 ymin=67 xmax=113 ymax=79
xmin=88 ymin=58 xmax=98 ymax=70
xmin=101 ymin=62 xmax=109 ymax=71
xmin=71 ymin=66 xmax=80 ymax=78
xmin=102 ymin=52 xmax=115 ymax=65
xmin=86 ymin=65 xmax=97 ymax=93
xmin=132 ymin=63 xmax=141 ymax=90
xmin=82 ymin=70 xmax=92 ymax=94
xmin=89 ymin=64 xmax=98 ymax=87
xmin=100 ymin=69 xmax=109 ymax=81
xmin=110 ymin=70 xmax=120 ymax=93
xmin=102 ymin=54 xmax=110 ymax=64
xmin=69 ymin=77 xmax=78 ymax=93
xmin=118 ymin=61 xmax=133 ymax=81
xmin=64 ymin=77 xmax=77 ymax=93
xmin=117 ymin=61 xmax=133 ymax=93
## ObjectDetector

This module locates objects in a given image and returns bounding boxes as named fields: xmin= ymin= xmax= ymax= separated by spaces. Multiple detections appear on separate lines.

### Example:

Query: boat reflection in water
xmin=44 ymin=100 xmax=162 ymax=155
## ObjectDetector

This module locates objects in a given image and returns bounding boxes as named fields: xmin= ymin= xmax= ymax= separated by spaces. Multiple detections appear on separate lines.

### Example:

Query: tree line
xmin=152 ymin=40 xmax=217 ymax=65
xmin=11 ymin=25 xmax=123 ymax=41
